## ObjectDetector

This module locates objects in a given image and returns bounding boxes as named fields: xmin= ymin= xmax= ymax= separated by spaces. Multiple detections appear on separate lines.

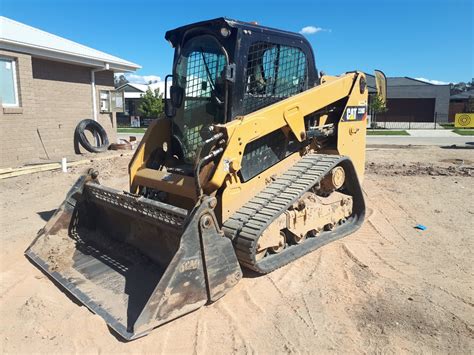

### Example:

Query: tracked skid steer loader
xmin=26 ymin=18 xmax=387 ymax=340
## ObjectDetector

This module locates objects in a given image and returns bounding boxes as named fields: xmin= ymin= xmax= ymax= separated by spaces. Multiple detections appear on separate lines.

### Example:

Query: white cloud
xmin=123 ymin=73 xmax=162 ymax=84
xmin=299 ymin=26 xmax=330 ymax=35
xmin=415 ymin=77 xmax=449 ymax=85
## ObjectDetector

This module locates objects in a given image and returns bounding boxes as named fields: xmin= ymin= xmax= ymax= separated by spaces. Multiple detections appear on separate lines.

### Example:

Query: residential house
xmin=366 ymin=74 xmax=450 ymax=127
xmin=0 ymin=16 xmax=141 ymax=167
xmin=116 ymin=81 xmax=167 ymax=127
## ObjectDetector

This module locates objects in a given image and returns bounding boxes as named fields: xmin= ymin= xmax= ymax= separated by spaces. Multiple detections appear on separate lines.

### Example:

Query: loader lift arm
xmin=207 ymin=72 xmax=368 ymax=190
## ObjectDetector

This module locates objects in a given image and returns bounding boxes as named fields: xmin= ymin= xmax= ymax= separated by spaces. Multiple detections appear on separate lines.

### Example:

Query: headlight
xmin=220 ymin=27 xmax=231 ymax=37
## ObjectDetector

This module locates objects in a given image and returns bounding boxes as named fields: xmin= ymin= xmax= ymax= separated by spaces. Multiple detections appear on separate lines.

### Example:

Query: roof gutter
xmin=0 ymin=40 xmax=141 ymax=72
xmin=91 ymin=63 xmax=110 ymax=121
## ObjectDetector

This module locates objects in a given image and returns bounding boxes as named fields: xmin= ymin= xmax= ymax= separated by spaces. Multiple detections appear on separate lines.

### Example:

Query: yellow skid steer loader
xmin=26 ymin=18 xmax=386 ymax=340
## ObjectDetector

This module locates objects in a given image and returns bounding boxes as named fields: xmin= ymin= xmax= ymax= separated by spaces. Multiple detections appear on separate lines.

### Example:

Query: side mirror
xmin=165 ymin=99 xmax=176 ymax=118
xmin=170 ymin=85 xmax=184 ymax=108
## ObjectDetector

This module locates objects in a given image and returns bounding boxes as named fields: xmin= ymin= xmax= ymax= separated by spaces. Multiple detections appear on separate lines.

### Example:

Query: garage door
xmin=378 ymin=98 xmax=435 ymax=122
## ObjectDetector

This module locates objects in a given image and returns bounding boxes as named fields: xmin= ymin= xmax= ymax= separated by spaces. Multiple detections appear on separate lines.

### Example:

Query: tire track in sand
xmin=266 ymin=276 xmax=316 ymax=334
xmin=215 ymin=301 xmax=258 ymax=353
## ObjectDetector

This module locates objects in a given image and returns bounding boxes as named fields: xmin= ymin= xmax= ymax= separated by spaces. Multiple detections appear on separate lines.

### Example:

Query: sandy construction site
xmin=0 ymin=145 xmax=473 ymax=353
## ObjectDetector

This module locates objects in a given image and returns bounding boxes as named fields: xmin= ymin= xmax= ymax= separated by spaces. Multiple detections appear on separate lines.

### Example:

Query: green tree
xmin=369 ymin=94 xmax=388 ymax=114
xmin=369 ymin=94 xmax=388 ymax=128
xmin=114 ymin=74 xmax=129 ymax=88
xmin=138 ymin=88 xmax=164 ymax=118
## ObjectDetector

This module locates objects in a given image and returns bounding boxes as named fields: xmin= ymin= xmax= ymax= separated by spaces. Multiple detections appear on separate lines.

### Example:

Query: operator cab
xmin=164 ymin=18 xmax=319 ymax=166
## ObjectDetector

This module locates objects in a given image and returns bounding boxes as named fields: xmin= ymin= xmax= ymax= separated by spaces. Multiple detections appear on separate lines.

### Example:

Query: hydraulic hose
xmin=194 ymin=132 xmax=224 ymax=200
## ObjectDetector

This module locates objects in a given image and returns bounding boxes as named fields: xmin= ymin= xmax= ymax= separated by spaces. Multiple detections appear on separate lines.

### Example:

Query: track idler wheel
xmin=320 ymin=166 xmax=346 ymax=194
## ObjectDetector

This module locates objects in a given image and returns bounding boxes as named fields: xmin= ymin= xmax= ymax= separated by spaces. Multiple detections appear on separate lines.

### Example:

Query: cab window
xmin=244 ymin=42 xmax=307 ymax=114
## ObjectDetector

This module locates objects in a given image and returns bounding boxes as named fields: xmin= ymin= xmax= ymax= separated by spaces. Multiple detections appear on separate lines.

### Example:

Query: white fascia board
xmin=0 ymin=40 xmax=141 ymax=72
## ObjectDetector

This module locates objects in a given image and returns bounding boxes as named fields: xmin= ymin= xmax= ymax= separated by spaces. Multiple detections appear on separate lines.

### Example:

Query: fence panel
xmin=369 ymin=112 xmax=450 ymax=130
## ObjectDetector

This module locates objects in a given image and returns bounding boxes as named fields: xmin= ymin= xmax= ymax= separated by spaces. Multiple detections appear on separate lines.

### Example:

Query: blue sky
xmin=2 ymin=0 xmax=473 ymax=84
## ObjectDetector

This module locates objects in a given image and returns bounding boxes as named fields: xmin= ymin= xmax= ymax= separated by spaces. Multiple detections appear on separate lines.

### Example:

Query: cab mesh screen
xmin=243 ymin=42 xmax=307 ymax=114
xmin=180 ymin=51 xmax=225 ymax=162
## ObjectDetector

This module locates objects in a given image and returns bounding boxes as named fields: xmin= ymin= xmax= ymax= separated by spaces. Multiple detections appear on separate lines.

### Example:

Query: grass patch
xmin=367 ymin=130 xmax=410 ymax=136
xmin=453 ymin=129 xmax=474 ymax=136
xmin=117 ymin=127 xmax=147 ymax=133
xmin=440 ymin=123 xmax=454 ymax=129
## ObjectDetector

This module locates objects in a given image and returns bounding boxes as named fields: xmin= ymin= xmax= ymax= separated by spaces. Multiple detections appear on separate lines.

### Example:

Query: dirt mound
xmin=366 ymin=161 xmax=473 ymax=177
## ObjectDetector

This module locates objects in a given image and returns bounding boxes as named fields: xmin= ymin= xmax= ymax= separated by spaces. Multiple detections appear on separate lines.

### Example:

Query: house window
xmin=99 ymin=90 xmax=111 ymax=112
xmin=99 ymin=90 xmax=124 ymax=113
xmin=0 ymin=57 xmax=19 ymax=107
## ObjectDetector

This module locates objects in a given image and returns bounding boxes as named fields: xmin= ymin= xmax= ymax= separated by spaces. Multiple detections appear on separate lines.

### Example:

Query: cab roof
xmin=165 ymin=17 xmax=306 ymax=47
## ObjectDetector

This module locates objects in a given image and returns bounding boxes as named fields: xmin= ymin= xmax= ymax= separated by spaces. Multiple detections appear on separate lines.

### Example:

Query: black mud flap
xmin=25 ymin=174 xmax=242 ymax=340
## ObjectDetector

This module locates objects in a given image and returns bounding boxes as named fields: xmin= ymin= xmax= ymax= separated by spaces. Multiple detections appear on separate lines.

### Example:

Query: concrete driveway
xmin=406 ymin=129 xmax=460 ymax=137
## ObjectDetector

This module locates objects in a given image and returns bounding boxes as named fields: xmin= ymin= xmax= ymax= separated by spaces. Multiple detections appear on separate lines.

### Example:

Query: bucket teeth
xmin=84 ymin=183 xmax=188 ymax=229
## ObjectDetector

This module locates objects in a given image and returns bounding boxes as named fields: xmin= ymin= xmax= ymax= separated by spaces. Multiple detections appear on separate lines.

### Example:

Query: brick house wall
xmin=0 ymin=49 xmax=117 ymax=168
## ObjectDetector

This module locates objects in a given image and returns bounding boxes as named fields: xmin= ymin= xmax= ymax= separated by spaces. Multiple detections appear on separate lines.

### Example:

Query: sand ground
xmin=0 ymin=146 xmax=473 ymax=354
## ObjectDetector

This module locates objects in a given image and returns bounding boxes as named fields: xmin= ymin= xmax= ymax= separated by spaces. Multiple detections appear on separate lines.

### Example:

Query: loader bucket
xmin=25 ymin=173 xmax=242 ymax=340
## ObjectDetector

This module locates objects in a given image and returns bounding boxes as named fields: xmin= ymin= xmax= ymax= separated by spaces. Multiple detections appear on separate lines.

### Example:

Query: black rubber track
xmin=223 ymin=154 xmax=365 ymax=274
xmin=74 ymin=119 xmax=109 ymax=153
